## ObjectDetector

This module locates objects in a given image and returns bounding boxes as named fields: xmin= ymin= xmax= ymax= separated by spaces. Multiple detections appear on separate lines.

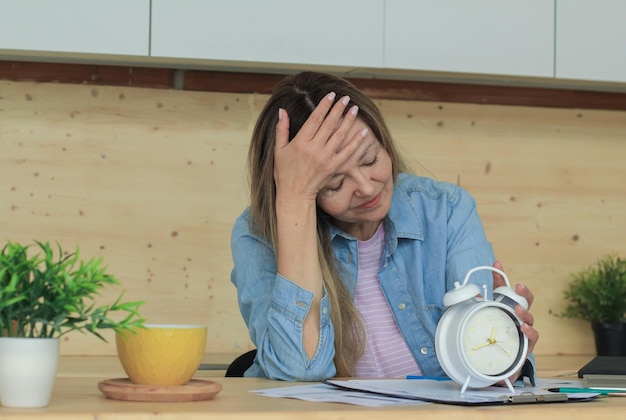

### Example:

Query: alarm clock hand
xmin=470 ymin=326 xmax=500 ymax=354
xmin=470 ymin=341 xmax=491 ymax=351
xmin=488 ymin=325 xmax=512 ymax=356
xmin=494 ymin=342 xmax=511 ymax=357
xmin=471 ymin=326 xmax=498 ymax=351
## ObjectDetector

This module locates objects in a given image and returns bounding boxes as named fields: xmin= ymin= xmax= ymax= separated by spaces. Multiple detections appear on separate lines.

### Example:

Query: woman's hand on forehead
xmin=273 ymin=92 xmax=368 ymax=200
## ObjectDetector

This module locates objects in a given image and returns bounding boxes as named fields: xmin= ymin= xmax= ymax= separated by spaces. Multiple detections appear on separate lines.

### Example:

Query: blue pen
xmin=549 ymin=387 xmax=626 ymax=395
xmin=406 ymin=375 xmax=451 ymax=381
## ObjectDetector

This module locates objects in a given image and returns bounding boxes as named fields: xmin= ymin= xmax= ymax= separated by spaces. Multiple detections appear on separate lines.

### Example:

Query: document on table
xmin=324 ymin=378 xmax=598 ymax=405
xmin=251 ymin=383 xmax=427 ymax=407
xmin=252 ymin=378 xmax=598 ymax=407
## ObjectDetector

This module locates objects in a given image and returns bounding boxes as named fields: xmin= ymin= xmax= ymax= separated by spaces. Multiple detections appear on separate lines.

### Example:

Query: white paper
xmin=326 ymin=378 xmax=598 ymax=404
xmin=251 ymin=383 xmax=426 ymax=407
xmin=534 ymin=377 xmax=583 ymax=388
xmin=252 ymin=378 xmax=597 ymax=407
xmin=327 ymin=379 xmax=512 ymax=404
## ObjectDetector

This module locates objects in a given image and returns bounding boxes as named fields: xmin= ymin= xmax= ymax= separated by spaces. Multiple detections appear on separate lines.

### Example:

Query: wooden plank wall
xmin=1 ymin=77 xmax=625 ymax=358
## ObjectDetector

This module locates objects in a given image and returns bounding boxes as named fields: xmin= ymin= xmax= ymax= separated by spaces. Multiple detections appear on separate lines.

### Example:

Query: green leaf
xmin=0 ymin=241 xmax=145 ymax=339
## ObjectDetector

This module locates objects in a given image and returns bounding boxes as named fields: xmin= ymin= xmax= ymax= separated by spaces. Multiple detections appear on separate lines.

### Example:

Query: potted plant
xmin=557 ymin=253 xmax=626 ymax=356
xmin=0 ymin=240 xmax=145 ymax=408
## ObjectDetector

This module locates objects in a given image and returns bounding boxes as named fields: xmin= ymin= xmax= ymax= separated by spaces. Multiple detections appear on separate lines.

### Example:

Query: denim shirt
xmin=230 ymin=173 xmax=535 ymax=382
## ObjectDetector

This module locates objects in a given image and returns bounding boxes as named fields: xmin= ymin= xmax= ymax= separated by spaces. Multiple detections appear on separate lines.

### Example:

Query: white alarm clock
xmin=435 ymin=266 xmax=529 ymax=394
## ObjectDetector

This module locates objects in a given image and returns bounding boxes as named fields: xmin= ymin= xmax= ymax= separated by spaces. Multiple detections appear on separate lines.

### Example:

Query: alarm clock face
xmin=461 ymin=305 xmax=523 ymax=376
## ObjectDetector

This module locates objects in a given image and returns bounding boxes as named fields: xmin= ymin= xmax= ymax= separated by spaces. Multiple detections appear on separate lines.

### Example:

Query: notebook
xmin=577 ymin=356 xmax=626 ymax=378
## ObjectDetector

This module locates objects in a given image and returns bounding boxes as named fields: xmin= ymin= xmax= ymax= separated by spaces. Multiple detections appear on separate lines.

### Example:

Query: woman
xmin=230 ymin=72 xmax=538 ymax=382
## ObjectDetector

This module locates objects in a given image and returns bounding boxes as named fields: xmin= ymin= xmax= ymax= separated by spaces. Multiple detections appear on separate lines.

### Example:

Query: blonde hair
xmin=247 ymin=72 xmax=409 ymax=376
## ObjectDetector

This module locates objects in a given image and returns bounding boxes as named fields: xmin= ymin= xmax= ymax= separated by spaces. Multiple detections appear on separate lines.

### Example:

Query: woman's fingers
xmin=293 ymin=93 xmax=357 ymax=148
xmin=314 ymin=95 xmax=353 ymax=145
xmin=293 ymin=92 xmax=339 ymax=143
xmin=331 ymin=125 xmax=369 ymax=166
xmin=492 ymin=260 xmax=507 ymax=289
xmin=491 ymin=260 xmax=539 ymax=354
xmin=274 ymin=108 xmax=290 ymax=151
xmin=515 ymin=283 xmax=534 ymax=308
xmin=522 ymin=322 xmax=539 ymax=354
xmin=513 ymin=284 xmax=538 ymax=354
xmin=516 ymin=304 xmax=535 ymax=327
xmin=327 ymin=104 xmax=360 ymax=151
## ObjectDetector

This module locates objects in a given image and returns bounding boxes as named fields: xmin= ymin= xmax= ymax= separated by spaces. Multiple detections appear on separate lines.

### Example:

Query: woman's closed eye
xmin=328 ymin=180 xmax=344 ymax=193
xmin=325 ymin=155 xmax=378 ymax=193
xmin=363 ymin=155 xmax=378 ymax=167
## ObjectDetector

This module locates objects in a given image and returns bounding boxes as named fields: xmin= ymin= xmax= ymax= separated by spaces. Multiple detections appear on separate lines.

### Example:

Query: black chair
xmin=225 ymin=349 xmax=257 ymax=377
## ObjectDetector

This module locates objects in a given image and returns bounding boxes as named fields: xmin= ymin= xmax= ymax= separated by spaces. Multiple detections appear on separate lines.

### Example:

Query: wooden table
xmin=1 ymin=355 xmax=622 ymax=419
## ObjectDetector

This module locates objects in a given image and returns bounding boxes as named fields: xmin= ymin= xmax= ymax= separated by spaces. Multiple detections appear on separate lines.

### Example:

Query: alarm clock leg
xmin=504 ymin=378 xmax=514 ymax=394
xmin=461 ymin=376 xmax=471 ymax=394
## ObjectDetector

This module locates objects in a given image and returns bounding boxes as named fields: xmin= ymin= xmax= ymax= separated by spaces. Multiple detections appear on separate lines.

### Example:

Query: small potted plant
xmin=0 ymin=240 xmax=145 ymax=408
xmin=557 ymin=253 xmax=626 ymax=356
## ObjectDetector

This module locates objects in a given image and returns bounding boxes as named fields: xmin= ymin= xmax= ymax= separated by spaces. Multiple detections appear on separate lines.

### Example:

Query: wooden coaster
xmin=98 ymin=378 xmax=222 ymax=402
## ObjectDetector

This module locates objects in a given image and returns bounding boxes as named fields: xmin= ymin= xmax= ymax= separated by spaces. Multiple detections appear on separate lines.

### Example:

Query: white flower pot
xmin=0 ymin=337 xmax=60 ymax=408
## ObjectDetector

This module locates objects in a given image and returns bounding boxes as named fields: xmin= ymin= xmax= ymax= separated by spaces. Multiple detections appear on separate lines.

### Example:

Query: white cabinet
xmin=0 ymin=0 xmax=150 ymax=56
xmin=384 ymin=0 xmax=554 ymax=78
xmin=556 ymin=0 xmax=626 ymax=83
xmin=2 ymin=1 xmax=624 ymax=88
xmin=150 ymin=0 xmax=384 ymax=68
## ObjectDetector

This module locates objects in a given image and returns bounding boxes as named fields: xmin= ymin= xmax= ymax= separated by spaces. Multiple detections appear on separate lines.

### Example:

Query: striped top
xmin=354 ymin=223 xmax=422 ymax=378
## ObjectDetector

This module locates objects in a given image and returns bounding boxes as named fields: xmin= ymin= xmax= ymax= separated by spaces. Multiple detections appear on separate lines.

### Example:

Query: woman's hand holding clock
xmin=492 ymin=261 xmax=539 ymax=383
